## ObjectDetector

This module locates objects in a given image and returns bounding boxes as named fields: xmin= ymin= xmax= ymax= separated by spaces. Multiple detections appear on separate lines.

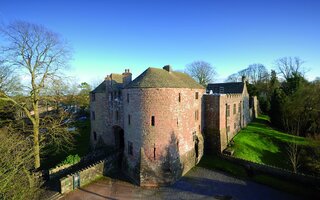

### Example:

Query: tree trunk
xmin=33 ymin=101 xmax=41 ymax=169
xmin=33 ymin=125 xmax=40 ymax=169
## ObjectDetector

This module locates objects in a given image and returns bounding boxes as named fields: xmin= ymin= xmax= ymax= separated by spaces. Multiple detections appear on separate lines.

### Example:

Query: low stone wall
xmin=49 ymin=150 xmax=111 ymax=180
xmin=221 ymin=154 xmax=320 ymax=187
xmin=49 ymin=164 xmax=72 ymax=180
xmin=59 ymin=153 xmax=118 ymax=194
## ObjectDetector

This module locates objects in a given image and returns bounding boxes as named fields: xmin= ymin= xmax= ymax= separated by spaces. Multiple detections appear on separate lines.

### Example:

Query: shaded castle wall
xmin=90 ymin=92 xmax=110 ymax=148
xmin=204 ymin=92 xmax=249 ymax=153
xmin=123 ymin=88 xmax=205 ymax=186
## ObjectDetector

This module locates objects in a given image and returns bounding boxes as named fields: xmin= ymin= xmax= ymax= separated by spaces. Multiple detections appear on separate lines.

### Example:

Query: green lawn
xmin=230 ymin=115 xmax=317 ymax=169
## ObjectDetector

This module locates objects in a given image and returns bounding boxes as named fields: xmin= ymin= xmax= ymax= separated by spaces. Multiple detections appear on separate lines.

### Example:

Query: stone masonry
xmin=90 ymin=66 xmax=253 ymax=186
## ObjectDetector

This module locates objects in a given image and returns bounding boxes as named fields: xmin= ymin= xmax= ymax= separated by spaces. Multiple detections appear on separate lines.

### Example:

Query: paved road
xmin=61 ymin=167 xmax=301 ymax=200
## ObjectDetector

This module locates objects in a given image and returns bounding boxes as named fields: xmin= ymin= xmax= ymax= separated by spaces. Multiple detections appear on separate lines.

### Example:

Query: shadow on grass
xmin=41 ymin=119 xmax=91 ymax=169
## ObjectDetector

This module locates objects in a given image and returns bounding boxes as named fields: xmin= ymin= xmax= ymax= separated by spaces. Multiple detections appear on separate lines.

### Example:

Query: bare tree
xmin=286 ymin=142 xmax=301 ymax=173
xmin=274 ymin=57 xmax=305 ymax=80
xmin=0 ymin=126 xmax=41 ymax=199
xmin=0 ymin=60 xmax=21 ymax=95
xmin=0 ymin=21 xmax=71 ymax=169
xmin=225 ymin=64 xmax=269 ymax=84
xmin=185 ymin=60 xmax=216 ymax=86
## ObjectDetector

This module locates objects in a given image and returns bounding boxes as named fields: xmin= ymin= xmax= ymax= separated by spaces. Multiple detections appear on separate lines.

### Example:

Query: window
xmin=151 ymin=116 xmax=155 ymax=126
xmin=91 ymin=93 xmax=95 ymax=101
xmin=219 ymin=87 xmax=224 ymax=93
xmin=92 ymin=111 xmax=95 ymax=120
xmin=153 ymin=144 xmax=156 ymax=160
xmin=116 ymin=111 xmax=119 ymax=121
xmin=118 ymin=90 xmax=122 ymax=99
xmin=128 ymin=114 xmax=131 ymax=125
xmin=238 ymin=102 xmax=241 ymax=113
xmin=234 ymin=122 xmax=237 ymax=130
xmin=177 ymin=118 xmax=179 ymax=127
xmin=199 ymin=125 xmax=201 ymax=131
xmin=195 ymin=110 xmax=199 ymax=121
xmin=127 ymin=93 xmax=130 ymax=103
xmin=128 ymin=141 xmax=133 ymax=155
xmin=178 ymin=93 xmax=181 ymax=102
xmin=227 ymin=126 xmax=230 ymax=133
xmin=226 ymin=105 xmax=230 ymax=117
xmin=195 ymin=92 xmax=199 ymax=99
xmin=233 ymin=104 xmax=236 ymax=114
xmin=93 ymin=131 xmax=97 ymax=141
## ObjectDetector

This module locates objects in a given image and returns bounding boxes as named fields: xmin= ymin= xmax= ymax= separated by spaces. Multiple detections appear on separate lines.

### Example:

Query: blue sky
xmin=1 ymin=0 xmax=319 ymax=84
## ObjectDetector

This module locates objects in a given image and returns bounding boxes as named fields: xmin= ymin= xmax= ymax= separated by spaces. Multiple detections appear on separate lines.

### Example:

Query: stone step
xmin=46 ymin=192 xmax=63 ymax=200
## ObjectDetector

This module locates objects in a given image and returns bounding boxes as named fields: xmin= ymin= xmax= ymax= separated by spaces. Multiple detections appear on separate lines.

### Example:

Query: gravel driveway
xmin=61 ymin=167 xmax=301 ymax=200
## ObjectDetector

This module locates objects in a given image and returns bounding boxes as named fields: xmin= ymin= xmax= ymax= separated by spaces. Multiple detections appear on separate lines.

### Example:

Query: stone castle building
xmin=90 ymin=65 xmax=253 ymax=186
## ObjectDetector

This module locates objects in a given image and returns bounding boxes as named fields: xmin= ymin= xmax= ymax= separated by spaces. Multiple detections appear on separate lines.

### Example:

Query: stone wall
xmin=221 ymin=154 xmax=320 ymax=188
xmin=49 ymin=164 xmax=72 ymax=180
xmin=59 ymin=154 xmax=118 ymax=194
xmin=90 ymin=91 xmax=109 ymax=148
xmin=123 ymin=87 xmax=205 ymax=186
xmin=204 ymin=91 xmax=251 ymax=154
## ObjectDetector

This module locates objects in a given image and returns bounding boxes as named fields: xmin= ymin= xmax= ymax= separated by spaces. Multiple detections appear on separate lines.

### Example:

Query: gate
xmin=73 ymin=173 xmax=80 ymax=189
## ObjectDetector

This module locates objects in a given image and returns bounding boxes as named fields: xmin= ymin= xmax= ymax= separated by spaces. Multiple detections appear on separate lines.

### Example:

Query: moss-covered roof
xmin=110 ymin=73 xmax=124 ymax=90
xmin=110 ymin=74 xmax=123 ymax=84
xmin=91 ymin=81 xmax=106 ymax=93
xmin=126 ymin=67 xmax=204 ymax=89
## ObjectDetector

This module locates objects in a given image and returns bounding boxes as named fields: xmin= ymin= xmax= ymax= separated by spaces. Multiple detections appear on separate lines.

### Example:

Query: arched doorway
xmin=113 ymin=126 xmax=124 ymax=168
xmin=114 ymin=126 xmax=124 ymax=150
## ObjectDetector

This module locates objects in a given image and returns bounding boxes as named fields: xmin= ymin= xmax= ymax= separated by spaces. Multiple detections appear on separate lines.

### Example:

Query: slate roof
xmin=109 ymin=73 xmax=124 ymax=90
xmin=126 ymin=67 xmax=204 ymax=89
xmin=91 ymin=80 xmax=106 ymax=93
xmin=207 ymin=82 xmax=244 ymax=94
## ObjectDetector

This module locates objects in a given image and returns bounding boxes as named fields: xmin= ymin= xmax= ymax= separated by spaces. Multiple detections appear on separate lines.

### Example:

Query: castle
xmin=90 ymin=65 xmax=255 ymax=186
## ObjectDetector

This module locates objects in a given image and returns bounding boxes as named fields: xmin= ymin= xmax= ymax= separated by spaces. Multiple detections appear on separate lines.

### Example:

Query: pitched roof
xmin=91 ymin=81 xmax=106 ymax=93
xmin=109 ymin=73 xmax=124 ymax=90
xmin=207 ymin=82 xmax=244 ymax=94
xmin=126 ymin=67 xmax=204 ymax=89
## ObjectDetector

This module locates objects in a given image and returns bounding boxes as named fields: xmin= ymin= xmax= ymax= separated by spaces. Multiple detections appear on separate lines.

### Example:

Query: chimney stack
xmin=122 ymin=68 xmax=132 ymax=86
xmin=163 ymin=65 xmax=172 ymax=72
xmin=242 ymin=76 xmax=247 ymax=83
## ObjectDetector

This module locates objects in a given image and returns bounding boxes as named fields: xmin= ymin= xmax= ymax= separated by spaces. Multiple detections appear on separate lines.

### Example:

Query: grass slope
xmin=231 ymin=115 xmax=317 ymax=169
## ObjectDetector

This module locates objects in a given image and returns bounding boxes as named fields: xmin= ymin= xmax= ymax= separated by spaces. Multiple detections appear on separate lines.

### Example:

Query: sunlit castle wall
xmin=122 ymin=87 xmax=205 ymax=186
